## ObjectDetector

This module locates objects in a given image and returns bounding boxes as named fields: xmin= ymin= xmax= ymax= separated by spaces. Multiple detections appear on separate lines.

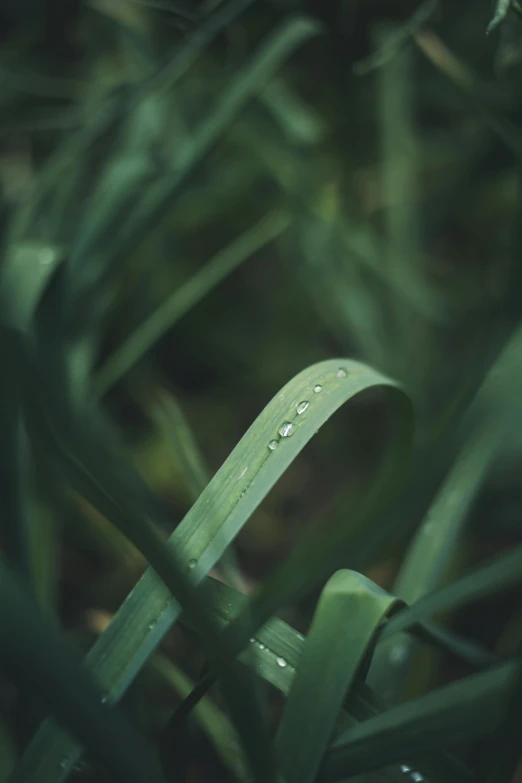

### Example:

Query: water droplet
xmin=188 ymin=559 xmax=197 ymax=569
xmin=278 ymin=422 xmax=295 ymax=438
xmin=411 ymin=774 xmax=423 ymax=783
xmin=268 ymin=439 xmax=279 ymax=451
xmin=258 ymin=643 xmax=265 ymax=650
xmin=336 ymin=368 xmax=348 ymax=378
xmin=238 ymin=466 xmax=247 ymax=480
xmin=400 ymin=765 xmax=411 ymax=774
xmin=276 ymin=656 xmax=288 ymax=668
xmin=313 ymin=384 xmax=323 ymax=393
xmin=59 ymin=758 xmax=69 ymax=770
xmin=148 ymin=620 xmax=157 ymax=631
xmin=390 ymin=644 xmax=407 ymax=664
xmin=100 ymin=693 xmax=109 ymax=704
xmin=40 ymin=248 xmax=57 ymax=266
xmin=296 ymin=401 xmax=309 ymax=415
xmin=249 ymin=638 xmax=255 ymax=643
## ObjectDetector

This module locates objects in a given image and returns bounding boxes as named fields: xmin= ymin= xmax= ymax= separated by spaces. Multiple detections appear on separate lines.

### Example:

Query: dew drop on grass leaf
xmin=411 ymin=774 xmax=424 ymax=782
xmin=249 ymin=638 xmax=255 ymax=643
xmin=400 ymin=766 xmax=411 ymax=774
xmin=336 ymin=368 xmax=348 ymax=378
xmin=268 ymin=439 xmax=279 ymax=451
xmin=313 ymin=384 xmax=322 ymax=393
xmin=276 ymin=656 xmax=288 ymax=668
xmin=259 ymin=643 xmax=265 ymax=650
xmin=296 ymin=401 xmax=309 ymax=414
xmin=278 ymin=422 xmax=295 ymax=438
xmin=188 ymin=559 xmax=197 ymax=569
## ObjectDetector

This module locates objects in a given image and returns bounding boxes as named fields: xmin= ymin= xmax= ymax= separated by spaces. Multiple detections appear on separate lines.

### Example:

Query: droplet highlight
xmin=400 ymin=766 xmax=411 ymax=774
xmin=313 ymin=384 xmax=323 ymax=393
xmin=188 ymin=558 xmax=197 ymax=569
xmin=336 ymin=368 xmax=348 ymax=378
xmin=276 ymin=656 xmax=288 ymax=668
xmin=389 ymin=644 xmax=407 ymax=664
xmin=258 ymin=643 xmax=265 ymax=650
xmin=411 ymin=774 xmax=423 ymax=783
xmin=278 ymin=422 xmax=295 ymax=438
xmin=296 ymin=401 xmax=309 ymax=415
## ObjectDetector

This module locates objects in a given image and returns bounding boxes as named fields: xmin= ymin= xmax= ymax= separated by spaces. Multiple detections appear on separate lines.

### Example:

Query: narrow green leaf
xmin=149 ymin=389 xmax=245 ymax=592
xmin=383 ymin=542 xmax=522 ymax=638
xmin=276 ymin=570 xmax=401 ymax=783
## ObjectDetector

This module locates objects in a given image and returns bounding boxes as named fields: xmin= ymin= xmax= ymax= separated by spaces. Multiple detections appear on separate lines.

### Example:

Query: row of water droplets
xmin=268 ymin=367 xmax=348 ymax=452
xmin=248 ymin=637 xmax=294 ymax=671
xmin=182 ymin=368 xmax=349 ymax=593
xmin=400 ymin=764 xmax=426 ymax=782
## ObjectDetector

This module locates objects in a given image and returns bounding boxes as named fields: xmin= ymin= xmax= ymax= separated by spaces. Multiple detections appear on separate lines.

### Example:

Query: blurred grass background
xmin=1 ymin=0 xmax=522 ymax=780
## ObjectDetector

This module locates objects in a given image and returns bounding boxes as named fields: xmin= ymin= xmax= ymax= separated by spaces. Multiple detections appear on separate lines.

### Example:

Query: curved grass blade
xmin=0 ymin=555 xmax=163 ymax=783
xmin=158 ymin=363 xmax=412 ymax=745
xmin=275 ymin=570 xmax=401 ymax=783
xmin=94 ymin=210 xmax=290 ymax=396
xmin=320 ymin=659 xmax=520 ymax=783
xmin=18 ymin=357 xmax=411 ymax=781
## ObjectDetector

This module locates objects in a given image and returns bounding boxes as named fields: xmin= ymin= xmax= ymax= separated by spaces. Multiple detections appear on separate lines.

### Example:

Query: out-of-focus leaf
xmin=94 ymin=210 xmax=290 ymax=396
xmin=0 ymin=554 xmax=163 ymax=783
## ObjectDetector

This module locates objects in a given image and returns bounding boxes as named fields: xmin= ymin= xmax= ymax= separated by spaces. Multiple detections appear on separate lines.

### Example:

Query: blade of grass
xmin=275 ymin=570 xmax=401 ymax=783
xmin=320 ymin=659 xmax=520 ymax=782
xmin=17 ymin=357 xmax=411 ymax=781
xmin=94 ymin=209 xmax=290 ymax=396
xmin=0 ymin=554 xmax=163 ymax=783
xmin=383 ymin=542 xmax=522 ymax=638
xmin=149 ymin=389 xmax=245 ymax=592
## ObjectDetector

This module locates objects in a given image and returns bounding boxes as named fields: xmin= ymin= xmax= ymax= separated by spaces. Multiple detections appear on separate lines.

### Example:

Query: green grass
xmin=1 ymin=1 xmax=522 ymax=782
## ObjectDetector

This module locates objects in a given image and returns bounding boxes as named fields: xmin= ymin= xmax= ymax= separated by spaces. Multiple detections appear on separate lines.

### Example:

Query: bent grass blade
xmin=16 ymin=358 xmax=412 ymax=781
